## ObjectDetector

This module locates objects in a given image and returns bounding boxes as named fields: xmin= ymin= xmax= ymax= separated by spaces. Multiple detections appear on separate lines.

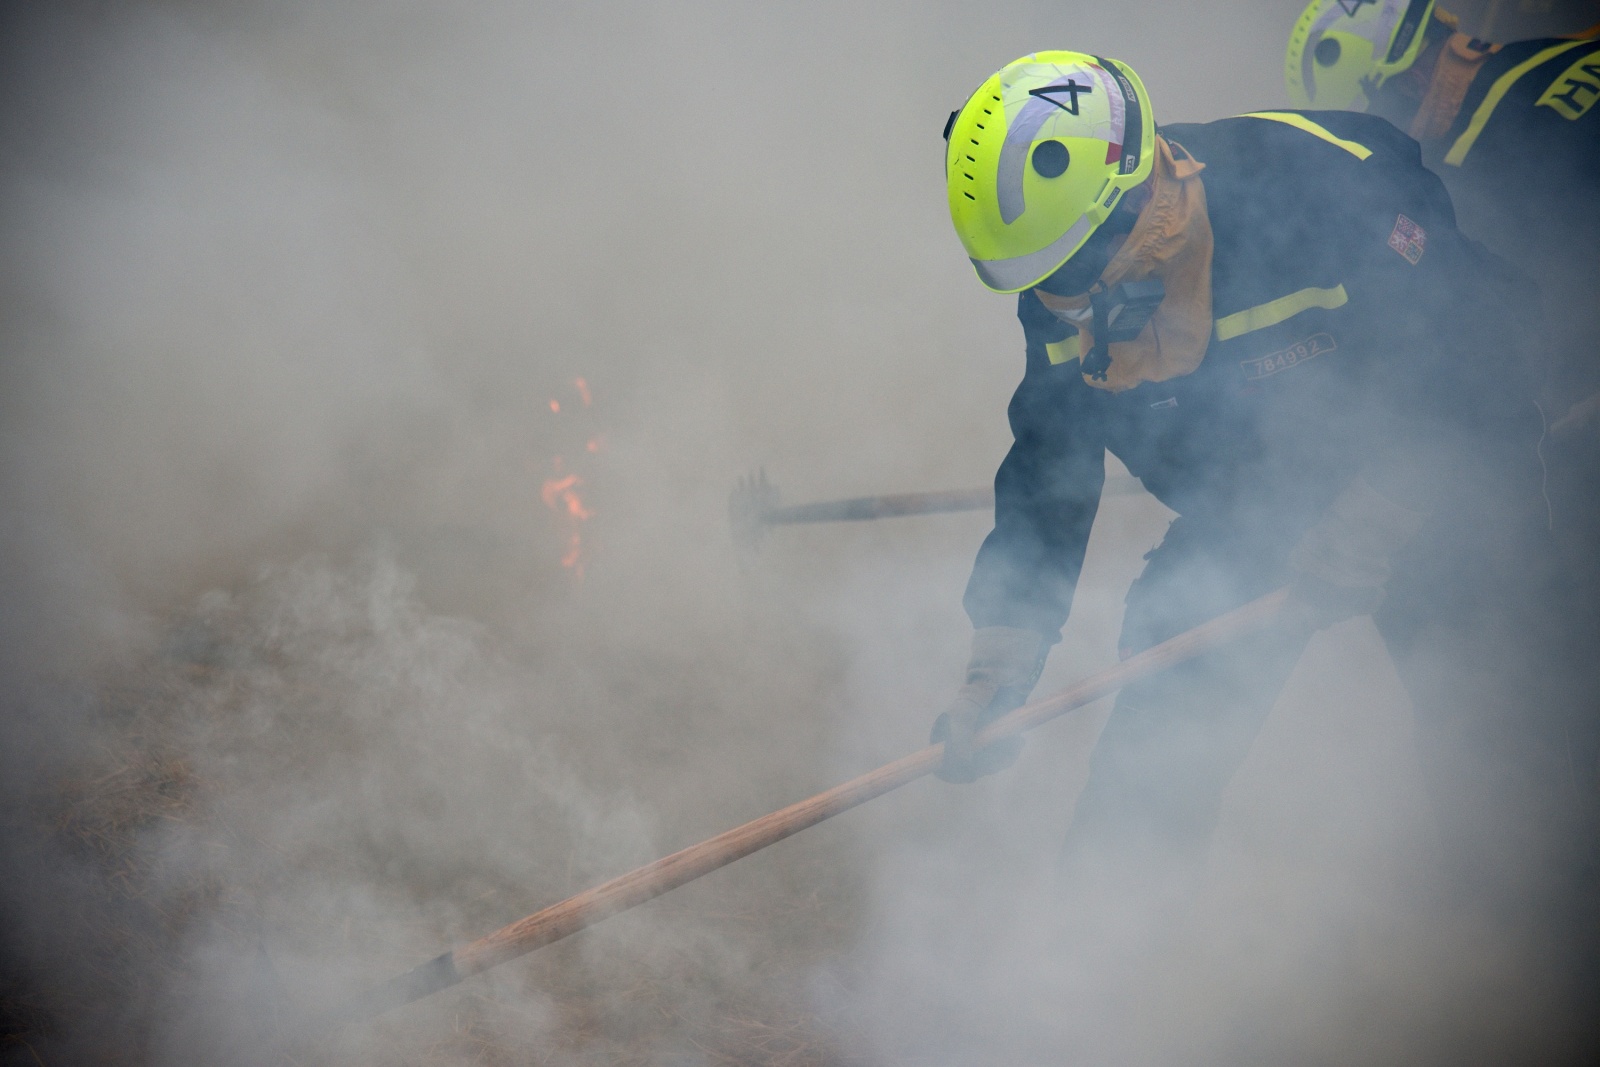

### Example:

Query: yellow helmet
xmin=1286 ymin=0 xmax=1437 ymax=109
xmin=945 ymin=51 xmax=1156 ymax=294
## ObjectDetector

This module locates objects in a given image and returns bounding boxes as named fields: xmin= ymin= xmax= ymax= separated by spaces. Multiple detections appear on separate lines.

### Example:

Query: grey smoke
xmin=1 ymin=1 xmax=1590 ymax=1064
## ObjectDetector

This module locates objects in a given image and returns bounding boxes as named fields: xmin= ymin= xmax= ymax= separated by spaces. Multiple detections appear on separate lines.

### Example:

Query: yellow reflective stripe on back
xmin=1238 ymin=112 xmax=1372 ymax=159
xmin=1214 ymin=284 xmax=1349 ymax=341
xmin=1046 ymin=335 xmax=1081 ymax=365
xmin=1443 ymin=39 xmax=1594 ymax=165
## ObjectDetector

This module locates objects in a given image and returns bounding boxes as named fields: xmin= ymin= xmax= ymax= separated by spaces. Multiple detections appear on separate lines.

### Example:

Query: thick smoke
xmin=1 ymin=1 xmax=1593 ymax=1065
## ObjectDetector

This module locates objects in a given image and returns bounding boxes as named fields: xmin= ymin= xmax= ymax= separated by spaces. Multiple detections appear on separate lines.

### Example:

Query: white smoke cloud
xmin=2 ymin=1 xmax=1591 ymax=1064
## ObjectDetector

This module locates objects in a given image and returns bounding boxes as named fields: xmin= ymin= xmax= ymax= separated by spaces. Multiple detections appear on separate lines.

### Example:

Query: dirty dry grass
xmin=4 ymin=573 xmax=865 ymax=1066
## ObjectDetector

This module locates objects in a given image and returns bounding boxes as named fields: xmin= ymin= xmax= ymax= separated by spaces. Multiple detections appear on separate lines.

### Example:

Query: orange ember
xmin=541 ymin=472 xmax=576 ymax=508
xmin=540 ymin=379 xmax=599 ymax=578
xmin=541 ymin=473 xmax=591 ymax=521
xmin=541 ymin=466 xmax=592 ymax=575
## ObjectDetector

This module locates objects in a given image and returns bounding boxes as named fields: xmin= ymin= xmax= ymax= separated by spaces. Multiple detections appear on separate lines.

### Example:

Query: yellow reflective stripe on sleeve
xmin=1443 ymin=39 xmax=1594 ymax=165
xmin=1046 ymin=335 xmax=1081 ymax=365
xmin=1238 ymin=112 xmax=1373 ymax=159
xmin=1214 ymin=284 xmax=1349 ymax=342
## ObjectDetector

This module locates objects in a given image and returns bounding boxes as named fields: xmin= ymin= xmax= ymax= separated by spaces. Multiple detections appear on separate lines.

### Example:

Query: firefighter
xmin=1284 ymin=0 xmax=1598 ymax=321
xmin=1289 ymin=0 xmax=1600 ymax=882
xmin=1284 ymin=0 xmax=1598 ymax=329
xmin=930 ymin=51 xmax=1593 ymax=993
xmin=1287 ymin=0 xmax=1600 ymax=570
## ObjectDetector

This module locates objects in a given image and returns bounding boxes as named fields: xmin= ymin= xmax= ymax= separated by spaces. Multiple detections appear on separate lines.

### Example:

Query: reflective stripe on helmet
xmin=997 ymin=62 xmax=1127 ymax=224
xmin=1287 ymin=0 xmax=1437 ymax=108
xmin=971 ymin=213 xmax=1098 ymax=293
xmin=1298 ymin=0 xmax=1379 ymax=103
xmin=947 ymin=51 xmax=1156 ymax=293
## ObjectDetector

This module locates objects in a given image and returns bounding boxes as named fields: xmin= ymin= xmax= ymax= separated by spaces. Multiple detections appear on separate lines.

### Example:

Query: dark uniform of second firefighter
xmin=1362 ymin=20 xmax=1600 ymax=871
xmin=1366 ymin=20 xmax=1600 ymax=411
xmin=1289 ymin=3 xmax=1599 ymax=417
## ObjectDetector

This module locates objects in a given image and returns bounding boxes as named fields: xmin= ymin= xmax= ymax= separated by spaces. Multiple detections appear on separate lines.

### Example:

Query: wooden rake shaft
xmin=326 ymin=587 xmax=1290 ymax=1026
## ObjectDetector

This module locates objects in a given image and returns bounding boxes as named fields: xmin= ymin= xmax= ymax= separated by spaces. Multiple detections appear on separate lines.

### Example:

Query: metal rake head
xmin=728 ymin=467 xmax=780 ymax=558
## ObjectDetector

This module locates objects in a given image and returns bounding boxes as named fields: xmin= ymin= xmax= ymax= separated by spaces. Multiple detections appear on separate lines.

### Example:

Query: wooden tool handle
xmin=325 ymin=586 xmax=1289 ymax=1025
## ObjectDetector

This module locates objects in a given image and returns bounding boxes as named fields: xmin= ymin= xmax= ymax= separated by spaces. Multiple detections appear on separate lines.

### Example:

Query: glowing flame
xmin=541 ymin=466 xmax=590 ymax=578
xmin=540 ymin=375 xmax=600 ymax=577
xmin=540 ymin=472 xmax=592 ymax=521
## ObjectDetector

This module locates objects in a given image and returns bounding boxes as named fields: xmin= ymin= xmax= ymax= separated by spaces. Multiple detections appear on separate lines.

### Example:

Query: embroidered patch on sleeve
xmin=1387 ymin=214 xmax=1426 ymax=264
xmin=1240 ymin=332 xmax=1336 ymax=380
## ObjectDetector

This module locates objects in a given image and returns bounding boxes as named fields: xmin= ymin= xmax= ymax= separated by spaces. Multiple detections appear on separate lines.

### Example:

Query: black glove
xmin=1288 ymin=476 xmax=1427 ymax=630
xmin=931 ymin=627 xmax=1049 ymax=784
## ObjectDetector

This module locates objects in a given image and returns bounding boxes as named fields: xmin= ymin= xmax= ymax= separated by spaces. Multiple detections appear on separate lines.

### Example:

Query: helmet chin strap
xmin=1036 ymin=135 xmax=1213 ymax=392
xmin=1084 ymin=279 xmax=1167 ymax=382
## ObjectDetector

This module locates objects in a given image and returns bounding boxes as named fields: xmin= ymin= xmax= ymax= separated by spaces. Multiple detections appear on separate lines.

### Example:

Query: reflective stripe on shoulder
xmin=1046 ymin=335 xmax=1081 ymax=365
xmin=1238 ymin=112 xmax=1372 ymax=159
xmin=1443 ymin=39 xmax=1595 ymax=165
xmin=1214 ymin=284 xmax=1349 ymax=342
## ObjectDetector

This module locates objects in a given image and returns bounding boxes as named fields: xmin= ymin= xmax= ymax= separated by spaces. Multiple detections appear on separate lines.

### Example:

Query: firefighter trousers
xmin=1058 ymin=463 xmax=1597 ymax=966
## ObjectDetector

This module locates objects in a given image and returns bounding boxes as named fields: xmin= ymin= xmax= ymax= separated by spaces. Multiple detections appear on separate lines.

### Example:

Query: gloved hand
xmin=930 ymin=627 xmax=1050 ymax=783
xmin=1287 ymin=476 xmax=1428 ymax=630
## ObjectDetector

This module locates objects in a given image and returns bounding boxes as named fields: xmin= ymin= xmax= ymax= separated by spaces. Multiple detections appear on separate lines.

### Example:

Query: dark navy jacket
xmin=963 ymin=111 xmax=1537 ymax=638
xmin=1418 ymin=35 xmax=1600 ymax=400
xmin=1421 ymin=34 xmax=1600 ymax=236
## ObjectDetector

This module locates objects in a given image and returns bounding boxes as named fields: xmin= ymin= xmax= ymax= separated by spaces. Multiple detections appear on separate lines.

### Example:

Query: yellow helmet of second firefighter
xmin=1286 ymin=0 xmax=1438 ymax=109
xmin=945 ymin=51 xmax=1156 ymax=294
